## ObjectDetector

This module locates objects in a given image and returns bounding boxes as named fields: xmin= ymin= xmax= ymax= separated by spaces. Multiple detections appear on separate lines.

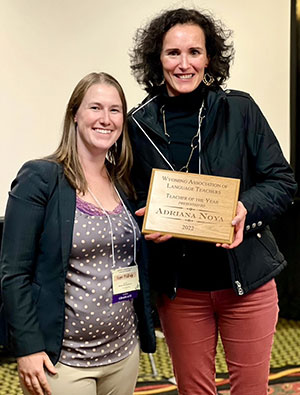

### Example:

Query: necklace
xmin=162 ymin=100 xmax=205 ymax=173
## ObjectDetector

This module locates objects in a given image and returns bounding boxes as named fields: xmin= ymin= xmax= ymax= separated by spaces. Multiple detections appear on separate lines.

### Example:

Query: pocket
xmin=255 ymin=228 xmax=283 ymax=261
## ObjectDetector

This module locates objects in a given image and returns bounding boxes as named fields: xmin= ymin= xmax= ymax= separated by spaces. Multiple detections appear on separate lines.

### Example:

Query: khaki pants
xmin=21 ymin=344 xmax=140 ymax=395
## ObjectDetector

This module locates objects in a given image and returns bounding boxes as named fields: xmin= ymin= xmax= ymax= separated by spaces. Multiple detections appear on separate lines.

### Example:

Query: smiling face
xmin=75 ymin=83 xmax=123 ymax=158
xmin=160 ymin=23 xmax=209 ymax=96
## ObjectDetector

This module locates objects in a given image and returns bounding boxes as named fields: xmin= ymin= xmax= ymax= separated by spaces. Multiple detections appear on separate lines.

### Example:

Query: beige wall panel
xmin=0 ymin=0 xmax=290 ymax=214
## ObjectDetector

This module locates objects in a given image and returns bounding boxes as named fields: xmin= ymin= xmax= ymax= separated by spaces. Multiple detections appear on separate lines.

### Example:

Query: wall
xmin=0 ymin=0 xmax=291 ymax=215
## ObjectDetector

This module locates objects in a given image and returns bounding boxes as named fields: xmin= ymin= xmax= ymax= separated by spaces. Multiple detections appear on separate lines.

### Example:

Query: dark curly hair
xmin=130 ymin=8 xmax=234 ymax=94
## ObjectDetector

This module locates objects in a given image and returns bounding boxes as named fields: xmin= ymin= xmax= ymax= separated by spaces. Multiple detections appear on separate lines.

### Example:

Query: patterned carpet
xmin=137 ymin=318 xmax=300 ymax=394
xmin=1 ymin=318 xmax=300 ymax=394
xmin=135 ymin=381 xmax=300 ymax=394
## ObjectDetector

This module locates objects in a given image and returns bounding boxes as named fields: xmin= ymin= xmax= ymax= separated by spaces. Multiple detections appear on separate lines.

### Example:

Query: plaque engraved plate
xmin=142 ymin=169 xmax=240 ymax=244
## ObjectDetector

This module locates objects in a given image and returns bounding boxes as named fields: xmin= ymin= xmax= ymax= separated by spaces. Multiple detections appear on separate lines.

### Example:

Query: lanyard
xmin=87 ymin=186 xmax=137 ymax=268
xmin=161 ymin=100 xmax=205 ymax=174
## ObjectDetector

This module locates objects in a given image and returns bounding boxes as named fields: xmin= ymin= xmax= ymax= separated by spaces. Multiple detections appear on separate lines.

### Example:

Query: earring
xmin=203 ymin=73 xmax=214 ymax=86
xmin=159 ymin=78 xmax=165 ymax=86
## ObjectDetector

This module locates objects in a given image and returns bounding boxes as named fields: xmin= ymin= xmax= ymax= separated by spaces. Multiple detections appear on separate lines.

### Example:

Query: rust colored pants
xmin=158 ymin=279 xmax=278 ymax=395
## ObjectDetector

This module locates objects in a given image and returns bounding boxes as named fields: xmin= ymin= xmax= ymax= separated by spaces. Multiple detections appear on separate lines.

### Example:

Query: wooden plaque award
xmin=142 ymin=169 xmax=240 ymax=244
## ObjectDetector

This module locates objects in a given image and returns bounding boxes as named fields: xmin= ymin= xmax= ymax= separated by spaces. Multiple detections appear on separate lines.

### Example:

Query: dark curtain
xmin=272 ymin=199 xmax=300 ymax=319
xmin=291 ymin=0 xmax=300 ymax=185
xmin=0 ymin=218 xmax=8 ymax=346
xmin=272 ymin=1 xmax=300 ymax=320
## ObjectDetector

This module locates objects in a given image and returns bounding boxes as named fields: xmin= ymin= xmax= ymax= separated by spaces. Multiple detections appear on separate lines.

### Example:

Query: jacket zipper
xmin=234 ymin=280 xmax=244 ymax=296
xmin=229 ymin=250 xmax=244 ymax=295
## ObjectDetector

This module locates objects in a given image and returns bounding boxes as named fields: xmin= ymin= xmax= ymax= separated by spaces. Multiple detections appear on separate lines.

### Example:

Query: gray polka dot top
xmin=59 ymin=196 xmax=140 ymax=367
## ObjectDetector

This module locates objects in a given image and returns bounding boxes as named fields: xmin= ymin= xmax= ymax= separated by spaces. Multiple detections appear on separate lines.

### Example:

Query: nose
xmin=179 ymin=54 xmax=189 ymax=69
xmin=98 ymin=109 xmax=111 ymax=125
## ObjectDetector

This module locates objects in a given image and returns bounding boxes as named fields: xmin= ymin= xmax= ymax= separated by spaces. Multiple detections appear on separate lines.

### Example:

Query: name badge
xmin=111 ymin=266 xmax=140 ymax=304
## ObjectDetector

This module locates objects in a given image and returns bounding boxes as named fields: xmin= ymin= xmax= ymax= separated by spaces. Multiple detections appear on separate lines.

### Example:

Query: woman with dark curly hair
xmin=128 ymin=8 xmax=297 ymax=395
xmin=130 ymin=8 xmax=233 ymax=93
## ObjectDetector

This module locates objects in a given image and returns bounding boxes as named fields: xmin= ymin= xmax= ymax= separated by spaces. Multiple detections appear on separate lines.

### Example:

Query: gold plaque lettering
xmin=142 ymin=169 xmax=240 ymax=244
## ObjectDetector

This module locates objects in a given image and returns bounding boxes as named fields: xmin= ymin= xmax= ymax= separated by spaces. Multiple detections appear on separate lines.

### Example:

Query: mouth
xmin=175 ymin=74 xmax=194 ymax=80
xmin=93 ymin=128 xmax=113 ymax=134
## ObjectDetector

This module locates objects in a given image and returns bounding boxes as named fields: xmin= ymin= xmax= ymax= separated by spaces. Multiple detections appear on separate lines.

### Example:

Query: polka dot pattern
xmin=60 ymin=197 xmax=140 ymax=367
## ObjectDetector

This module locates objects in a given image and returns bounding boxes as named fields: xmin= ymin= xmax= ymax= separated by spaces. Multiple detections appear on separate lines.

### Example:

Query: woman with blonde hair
xmin=1 ymin=72 xmax=155 ymax=395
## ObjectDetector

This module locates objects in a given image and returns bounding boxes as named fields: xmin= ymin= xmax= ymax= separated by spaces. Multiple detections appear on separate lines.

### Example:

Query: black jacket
xmin=128 ymin=86 xmax=297 ymax=297
xmin=0 ymin=160 xmax=156 ymax=363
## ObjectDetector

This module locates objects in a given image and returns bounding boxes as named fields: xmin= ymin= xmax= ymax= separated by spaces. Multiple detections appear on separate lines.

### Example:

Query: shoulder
xmin=128 ymin=95 xmax=161 ymax=136
xmin=223 ymin=89 xmax=252 ymax=99
xmin=220 ymin=88 xmax=254 ymax=107
xmin=128 ymin=94 xmax=159 ymax=118
xmin=209 ymin=87 xmax=253 ymax=104
xmin=17 ymin=159 xmax=61 ymax=175
xmin=14 ymin=159 xmax=62 ymax=190
xmin=210 ymin=87 xmax=260 ymax=116
xmin=11 ymin=159 xmax=62 ymax=204
xmin=223 ymin=89 xmax=259 ymax=112
xmin=223 ymin=89 xmax=267 ymax=124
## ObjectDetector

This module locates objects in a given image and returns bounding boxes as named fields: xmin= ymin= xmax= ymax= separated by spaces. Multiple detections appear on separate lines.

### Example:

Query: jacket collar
xmin=131 ymin=86 xmax=227 ymax=147
xmin=131 ymin=94 xmax=167 ymax=142
xmin=57 ymin=164 xmax=76 ymax=273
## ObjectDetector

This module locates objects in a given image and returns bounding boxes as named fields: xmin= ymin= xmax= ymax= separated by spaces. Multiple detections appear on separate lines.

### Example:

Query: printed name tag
xmin=111 ymin=266 xmax=140 ymax=303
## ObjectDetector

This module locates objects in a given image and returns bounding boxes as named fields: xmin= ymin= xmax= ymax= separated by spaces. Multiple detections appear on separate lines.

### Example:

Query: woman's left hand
xmin=216 ymin=201 xmax=247 ymax=249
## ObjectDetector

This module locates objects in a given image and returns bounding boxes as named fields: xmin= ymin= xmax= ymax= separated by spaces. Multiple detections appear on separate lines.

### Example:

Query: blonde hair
xmin=47 ymin=72 xmax=135 ymax=198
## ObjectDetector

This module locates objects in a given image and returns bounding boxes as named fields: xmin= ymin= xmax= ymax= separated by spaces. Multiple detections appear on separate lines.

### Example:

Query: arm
xmin=222 ymin=98 xmax=297 ymax=247
xmin=0 ymin=160 xmax=58 ymax=393
xmin=240 ymin=100 xmax=297 ymax=232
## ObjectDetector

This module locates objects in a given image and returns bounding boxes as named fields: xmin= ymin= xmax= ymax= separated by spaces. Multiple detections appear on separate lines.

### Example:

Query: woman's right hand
xmin=17 ymin=351 xmax=57 ymax=395
xmin=135 ymin=207 xmax=172 ymax=243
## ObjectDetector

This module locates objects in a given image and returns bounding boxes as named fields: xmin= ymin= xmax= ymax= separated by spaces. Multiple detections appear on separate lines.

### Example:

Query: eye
xmin=190 ymin=49 xmax=201 ymax=55
xmin=167 ymin=50 xmax=179 ymax=56
xmin=111 ymin=107 xmax=122 ymax=114
xmin=90 ymin=105 xmax=99 ymax=111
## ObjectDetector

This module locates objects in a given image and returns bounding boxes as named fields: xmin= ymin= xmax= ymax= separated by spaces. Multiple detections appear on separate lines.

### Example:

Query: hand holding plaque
xmin=142 ymin=169 xmax=240 ymax=244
